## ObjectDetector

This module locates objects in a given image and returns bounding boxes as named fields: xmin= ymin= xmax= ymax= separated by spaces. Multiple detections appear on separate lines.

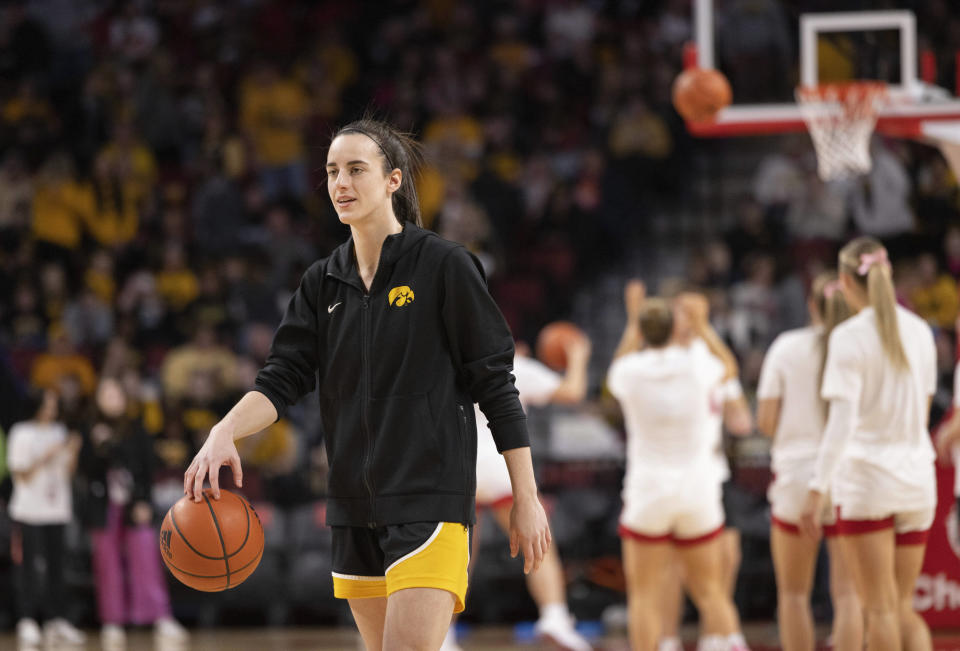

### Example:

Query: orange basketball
xmin=159 ymin=489 xmax=264 ymax=592
xmin=672 ymin=68 xmax=732 ymax=123
xmin=536 ymin=321 xmax=585 ymax=371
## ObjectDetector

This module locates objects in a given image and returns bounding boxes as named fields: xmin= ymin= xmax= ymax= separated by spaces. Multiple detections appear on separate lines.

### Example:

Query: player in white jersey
xmin=442 ymin=334 xmax=592 ymax=651
xmin=756 ymin=272 xmax=861 ymax=651
xmin=658 ymin=293 xmax=752 ymax=651
xmin=800 ymin=238 xmax=937 ymax=651
xmin=608 ymin=284 xmax=741 ymax=651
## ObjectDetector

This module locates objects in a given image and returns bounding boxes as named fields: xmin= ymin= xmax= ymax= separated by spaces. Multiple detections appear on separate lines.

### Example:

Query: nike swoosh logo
xmin=328 ymin=302 xmax=342 ymax=314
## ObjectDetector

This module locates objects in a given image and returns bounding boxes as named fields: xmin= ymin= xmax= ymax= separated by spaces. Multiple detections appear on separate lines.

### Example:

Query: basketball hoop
xmin=796 ymin=82 xmax=889 ymax=181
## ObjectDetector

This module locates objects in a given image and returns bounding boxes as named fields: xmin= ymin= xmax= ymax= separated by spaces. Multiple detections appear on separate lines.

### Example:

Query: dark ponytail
xmin=334 ymin=119 xmax=424 ymax=227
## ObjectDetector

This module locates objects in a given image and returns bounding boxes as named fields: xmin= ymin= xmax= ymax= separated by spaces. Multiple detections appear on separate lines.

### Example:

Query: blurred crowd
xmin=681 ymin=135 xmax=960 ymax=429
xmin=1 ymin=0 xmax=960 ymax=632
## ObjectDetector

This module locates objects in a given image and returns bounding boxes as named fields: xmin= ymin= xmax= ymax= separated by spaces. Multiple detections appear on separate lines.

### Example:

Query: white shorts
xmin=619 ymin=473 xmax=724 ymax=544
xmin=475 ymin=430 xmax=512 ymax=507
xmin=832 ymin=458 xmax=936 ymax=541
xmin=768 ymin=475 xmax=837 ymax=536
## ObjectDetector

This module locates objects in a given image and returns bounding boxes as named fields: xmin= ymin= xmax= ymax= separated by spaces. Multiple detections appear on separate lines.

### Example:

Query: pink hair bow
xmin=823 ymin=280 xmax=841 ymax=299
xmin=857 ymin=248 xmax=889 ymax=275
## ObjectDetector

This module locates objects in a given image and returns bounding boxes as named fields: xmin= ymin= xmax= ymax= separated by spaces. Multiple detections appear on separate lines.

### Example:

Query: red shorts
xmin=834 ymin=513 xmax=930 ymax=546
xmin=618 ymin=523 xmax=725 ymax=547
xmin=771 ymin=515 xmax=839 ymax=538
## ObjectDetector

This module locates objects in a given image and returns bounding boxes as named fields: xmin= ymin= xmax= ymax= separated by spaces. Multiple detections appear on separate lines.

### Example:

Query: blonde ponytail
xmin=812 ymin=271 xmax=853 ymax=391
xmin=866 ymin=262 xmax=909 ymax=369
xmin=838 ymin=237 xmax=909 ymax=371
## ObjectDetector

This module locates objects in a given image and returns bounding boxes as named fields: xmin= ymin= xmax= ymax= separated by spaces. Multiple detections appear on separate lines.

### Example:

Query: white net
xmin=796 ymin=82 xmax=889 ymax=181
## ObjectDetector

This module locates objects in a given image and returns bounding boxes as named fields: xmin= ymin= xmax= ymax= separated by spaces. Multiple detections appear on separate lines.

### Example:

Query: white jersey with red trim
xmin=821 ymin=305 xmax=936 ymax=513
xmin=689 ymin=338 xmax=734 ymax=483
xmin=475 ymin=355 xmax=561 ymax=504
xmin=608 ymin=342 xmax=726 ymax=490
xmin=757 ymin=326 xmax=827 ymax=484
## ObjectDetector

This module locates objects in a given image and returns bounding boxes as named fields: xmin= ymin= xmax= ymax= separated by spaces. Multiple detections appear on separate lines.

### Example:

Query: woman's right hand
xmin=183 ymin=425 xmax=243 ymax=502
xmin=624 ymin=280 xmax=646 ymax=321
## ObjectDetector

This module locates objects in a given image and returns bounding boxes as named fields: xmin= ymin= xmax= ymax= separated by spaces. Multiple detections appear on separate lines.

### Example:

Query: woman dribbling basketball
xmin=757 ymin=273 xmax=861 ymax=651
xmin=801 ymin=237 xmax=937 ymax=651
xmin=183 ymin=118 xmax=550 ymax=650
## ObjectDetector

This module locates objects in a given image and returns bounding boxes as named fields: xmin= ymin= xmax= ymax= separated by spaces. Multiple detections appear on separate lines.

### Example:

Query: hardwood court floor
xmin=2 ymin=626 xmax=959 ymax=650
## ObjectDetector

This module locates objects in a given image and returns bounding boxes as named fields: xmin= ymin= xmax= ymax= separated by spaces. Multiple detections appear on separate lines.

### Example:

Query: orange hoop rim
xmin=796 ymin=81 xmax=890 ymax=120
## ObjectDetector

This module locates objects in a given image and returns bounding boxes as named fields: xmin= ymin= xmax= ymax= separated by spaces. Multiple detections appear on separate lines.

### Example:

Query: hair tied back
xmin=823 ymin=280 xmax=841 ymax=299
xmin=857 ymin=248 xmax=889 ymax=276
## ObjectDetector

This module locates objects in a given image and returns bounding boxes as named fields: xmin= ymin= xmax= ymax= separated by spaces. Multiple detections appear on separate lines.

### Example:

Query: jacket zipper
xmin=360 ymin=294 xmax=376 ymax=527
xmin=457 ymin=404 xmax=470 ymax=523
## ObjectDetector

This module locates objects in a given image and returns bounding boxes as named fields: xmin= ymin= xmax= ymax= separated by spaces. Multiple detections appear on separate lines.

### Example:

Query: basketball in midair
xmin=672 ymin=68 xmax=733 ymax=123
xmin=536 ymin=321 xmax=586 ymax=371
xmin=159 ymin=489 xmax=264 ymax=592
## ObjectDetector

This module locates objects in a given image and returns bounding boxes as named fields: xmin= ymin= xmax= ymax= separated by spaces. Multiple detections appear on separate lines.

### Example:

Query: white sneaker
xmin=696 ymin=635 xmax=728 ymax=651
xmin=43 ymin=618 xmax=86 ymax=645
xmin=728 ymin=632 xmax=750 ymax=651
xmin=535 ymin=612 xmax=592 ymax=651
xmin=154 ymin=616 xmax=189 ymax=641
xmin=16 ymin=618 xmax=42 ymax=646
xmin=101 ymin=624 xmax=126 ymax=648
xmin=438 ymin=626 xmax=463 ymax=651
xmin=659 ymin=636 xmax=684 ymax=651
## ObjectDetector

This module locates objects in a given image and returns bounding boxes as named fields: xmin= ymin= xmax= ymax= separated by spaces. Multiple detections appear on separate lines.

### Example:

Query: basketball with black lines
xmin=159 ymin=489 xmax=264 ymax=592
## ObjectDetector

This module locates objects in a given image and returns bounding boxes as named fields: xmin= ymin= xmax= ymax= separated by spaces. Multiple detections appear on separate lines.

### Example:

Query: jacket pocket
xmin=456 ymin=404 xmax=475 ymax=492
xmin=370 ymin=395 xmax=448 ymax=496
xmin=320 ymin=393 xmax=363 ymax=499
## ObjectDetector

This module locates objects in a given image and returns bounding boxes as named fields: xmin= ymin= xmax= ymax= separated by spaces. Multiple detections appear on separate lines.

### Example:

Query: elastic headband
xmin=340 ymin=128 xmax=396 ymax=170
xmin=857 ymin=248 xmax=889 ymax=275
xmin=823 ymin=280 xmax=841 ymax=299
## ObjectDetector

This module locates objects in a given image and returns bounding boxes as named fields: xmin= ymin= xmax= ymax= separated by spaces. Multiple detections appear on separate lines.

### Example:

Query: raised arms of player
xmin=613 ymin=280 xmax=645 ymax=360
xmin=550 ymin=335 xmax=592 ymax=404
xmin=680 ymin=292 xmax=739 ymax=382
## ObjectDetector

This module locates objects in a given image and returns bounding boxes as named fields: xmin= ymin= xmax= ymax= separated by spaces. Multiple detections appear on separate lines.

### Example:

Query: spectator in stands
xmin=728 ymin=254 xmax=779 ymax=354
xmin=155 ymin=241 xmax=199 ymax=314
xmin=851 ymin=138 xmax=915 ymax=241
xmin=31 ymin=152 xmax=88 ymax=265
xmin=30 ymin=322 xmax=97 ymax=396
xmin=9 ymin=280 xmax=47 ymax=349
xmin=0 ymin=151 xmax=32 ymax=237
xmin=62 ymin=287 xmax=113 ymax=349
xmin=161 ymin=321 xmax=238 ymax=403
xmin=190 ymin=153 xmax=245 ymax=257
xmin=910 ymin=253 xmax=959 ymax=329
xmin=2 ymin=79 xmax=58 ymax=166
xmin=108 ymin=2 xmax=160 ymax=63
xmin=79 ymin=377 xmax=187 ymax=646
xmin=724 ymin=198 xmax=784 ymax=276
xmin=84 ymin=249 xmax=116 ymax=304
xmin=239 ymin=60 xmax=309 ymax=201
xmin=8 ymin=388 xmax=86 ymax=647
xmin=82 ymin=153 xmax=141 ymax=251
xmin=94 ymin=121 xmax=158 ymax=204
xmin=261 ymin=203 xmax=316 ymax=293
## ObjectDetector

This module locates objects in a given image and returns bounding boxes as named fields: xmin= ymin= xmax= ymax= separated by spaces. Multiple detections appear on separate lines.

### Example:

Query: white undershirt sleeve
xmin=809 ymin=398 xmax=856 ymax=493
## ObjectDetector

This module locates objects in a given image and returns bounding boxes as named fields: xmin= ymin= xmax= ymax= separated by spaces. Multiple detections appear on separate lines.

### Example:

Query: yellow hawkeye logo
xmin=388 ymin=286 xmax=415 ymax=307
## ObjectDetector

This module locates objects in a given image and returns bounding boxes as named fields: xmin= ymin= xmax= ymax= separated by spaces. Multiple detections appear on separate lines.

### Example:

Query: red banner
xmin=916 ymin=464 xmax=960 ymax=628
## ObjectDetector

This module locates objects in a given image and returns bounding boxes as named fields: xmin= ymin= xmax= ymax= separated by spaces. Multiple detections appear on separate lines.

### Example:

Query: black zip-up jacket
xmin=254 ymin=225 xmax=528 ymax=528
